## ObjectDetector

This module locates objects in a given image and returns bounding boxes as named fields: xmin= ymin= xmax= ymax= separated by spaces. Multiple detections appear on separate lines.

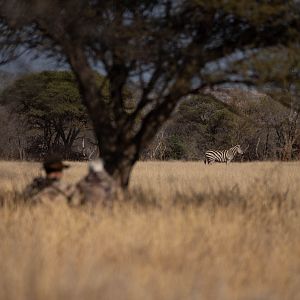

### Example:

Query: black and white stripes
xmin=204 ymin=145 xmax=243 ymax=164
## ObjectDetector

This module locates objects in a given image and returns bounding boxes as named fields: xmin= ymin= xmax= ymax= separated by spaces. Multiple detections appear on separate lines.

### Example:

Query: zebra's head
xmin=236 ymin=145 xmax=243 ymax=154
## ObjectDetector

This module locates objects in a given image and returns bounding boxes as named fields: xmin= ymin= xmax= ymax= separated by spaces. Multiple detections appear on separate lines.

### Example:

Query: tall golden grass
xmin=0 ymin=161 xmax=299 ymax=300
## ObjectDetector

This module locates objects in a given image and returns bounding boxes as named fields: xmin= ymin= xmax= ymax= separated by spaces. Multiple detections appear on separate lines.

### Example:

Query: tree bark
xmin=65 ymin=44 xmax=197 ymax=189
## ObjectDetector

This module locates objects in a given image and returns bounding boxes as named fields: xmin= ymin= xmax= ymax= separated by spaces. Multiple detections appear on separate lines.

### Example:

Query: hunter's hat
xmin=43 ymin=154 xmax=70 ymax=173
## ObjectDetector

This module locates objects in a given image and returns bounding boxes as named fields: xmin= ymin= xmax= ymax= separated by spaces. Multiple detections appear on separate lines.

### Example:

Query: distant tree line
xmin=142 ymin=90 xmax=300 ymax=161
xmin=0 ymin=71 xmax=98 ymax=160
xmin=0 ymin=71 xmax=300 ymax=162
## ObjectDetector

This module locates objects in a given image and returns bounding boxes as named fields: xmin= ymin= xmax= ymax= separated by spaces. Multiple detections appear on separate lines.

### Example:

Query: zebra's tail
xmin=204 ymin=157 xmax=207 ymax=164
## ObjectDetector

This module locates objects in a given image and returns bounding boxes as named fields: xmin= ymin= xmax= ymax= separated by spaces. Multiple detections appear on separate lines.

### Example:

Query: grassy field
xmin=0 ymin=161 xmax=299 ymax=300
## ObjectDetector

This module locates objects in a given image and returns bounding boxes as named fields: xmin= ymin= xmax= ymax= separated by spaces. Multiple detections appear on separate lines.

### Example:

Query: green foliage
xmin=1 ymin=71 xmax=87 ymax=122
xmin=147 ymin=91 xmax=296 ymax=162
xmin=162 ymin=94 xmax=242 ymax=160
xmin=0 ymin=71 xmax=93 ymax=158
xmin=166 ymin=135 xmax=185 ymax=160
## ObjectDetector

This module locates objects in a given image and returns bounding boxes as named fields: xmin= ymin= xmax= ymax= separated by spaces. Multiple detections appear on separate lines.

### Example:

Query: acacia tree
xmin=1 ymin=71 xmax=89 ymax=158
xmin=0 ymin=0 xmax=299 ymax=188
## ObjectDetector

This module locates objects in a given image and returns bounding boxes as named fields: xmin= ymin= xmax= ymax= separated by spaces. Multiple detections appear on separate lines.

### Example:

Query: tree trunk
xmin=94 ymin=126 xmax=138 ymax=188
xmin=106 ymin=158 xmax=136 ymax=188
xmin=67 ymin=46 xmax=191 ymax=190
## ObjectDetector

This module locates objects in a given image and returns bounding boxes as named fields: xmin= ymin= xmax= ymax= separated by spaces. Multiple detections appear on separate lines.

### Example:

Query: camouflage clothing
xmin=71 ymin=171 xmax=121 ymax=207
xmin=24 ymin=177 xmax=74 ymax=204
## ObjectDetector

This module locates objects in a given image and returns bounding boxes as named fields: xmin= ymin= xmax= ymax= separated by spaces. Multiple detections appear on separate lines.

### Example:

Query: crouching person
xmin=71 ymin=159 xmax=123 ymax=207
xmin=23 ymin=155 xmax=74 ymax=204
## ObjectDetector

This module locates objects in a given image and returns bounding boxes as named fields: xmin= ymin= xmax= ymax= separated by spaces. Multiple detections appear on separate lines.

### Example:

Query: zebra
xmin=204 ymin=145 xmax=243 ymax=164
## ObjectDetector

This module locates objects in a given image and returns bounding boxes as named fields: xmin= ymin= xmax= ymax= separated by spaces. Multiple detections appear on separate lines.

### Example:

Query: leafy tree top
xmin=1 ymin=71 xmax=88 ymax=122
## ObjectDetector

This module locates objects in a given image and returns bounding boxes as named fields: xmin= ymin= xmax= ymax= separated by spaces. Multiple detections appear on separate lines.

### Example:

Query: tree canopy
xmin=2 ymin=71 xmax=84 ymax=118
xmin=1 ymin=71 xmax=89 ymax=158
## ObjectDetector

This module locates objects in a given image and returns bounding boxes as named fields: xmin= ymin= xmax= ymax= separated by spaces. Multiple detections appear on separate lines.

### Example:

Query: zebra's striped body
xmin=204 ymin=145 xmax=243 ymax=164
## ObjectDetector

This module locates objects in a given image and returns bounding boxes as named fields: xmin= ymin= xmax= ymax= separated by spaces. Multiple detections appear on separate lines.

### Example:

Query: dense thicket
xmin=143 ymin=90 xmax=300 ymax=161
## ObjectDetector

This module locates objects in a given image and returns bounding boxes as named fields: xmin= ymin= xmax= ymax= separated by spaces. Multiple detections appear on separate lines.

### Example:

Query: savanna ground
xmin=0 ymin=161 xmax=299 ymax=300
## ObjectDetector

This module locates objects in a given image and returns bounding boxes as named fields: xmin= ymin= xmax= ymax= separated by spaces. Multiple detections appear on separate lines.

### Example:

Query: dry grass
xmin=0 ymin=161 xmax=299 ymax=300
